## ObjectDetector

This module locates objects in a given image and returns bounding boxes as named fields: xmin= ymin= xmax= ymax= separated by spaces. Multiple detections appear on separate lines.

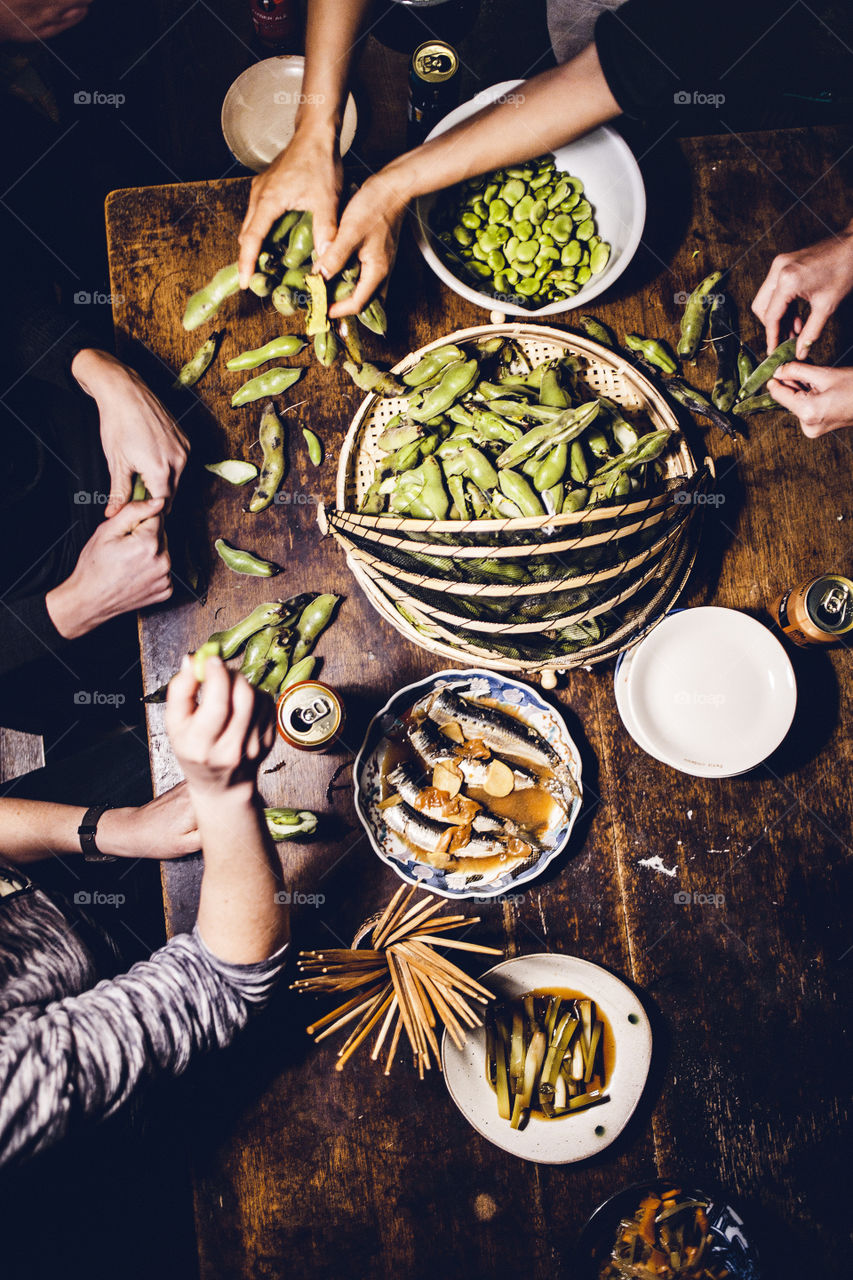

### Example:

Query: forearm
xmin=297 ymin=0 xmax=372 ymax=137
xmin=380 ymin=46 xmax=619 ymax=204
xmin=195 ymin=789 xmax=288 ymax=965
xmin=0 ymin=799 xmax=162 ymax=863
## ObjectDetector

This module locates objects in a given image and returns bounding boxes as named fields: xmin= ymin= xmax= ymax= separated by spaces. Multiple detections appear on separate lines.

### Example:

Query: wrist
xmin=292 ymin=108 xmax=341 ymax=147
xmin=186 ymin=782 xmax=260 ymax=823
xmin=95 ymin=807 xmax=136 ymax=858
xmin=71 ymin=348 xmax=129 ymax=401
xmin=45 ymin=577 xmax=93 ymax=640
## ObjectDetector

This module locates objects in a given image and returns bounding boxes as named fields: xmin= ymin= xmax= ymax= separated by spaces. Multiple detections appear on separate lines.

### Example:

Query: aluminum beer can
xmin=276 ymin=681 xmax=345 ymax=750
xmin=408 ymin=40 xmax=459 ymax=142
xmin=773 ymin=573 xmax=853 ymax=646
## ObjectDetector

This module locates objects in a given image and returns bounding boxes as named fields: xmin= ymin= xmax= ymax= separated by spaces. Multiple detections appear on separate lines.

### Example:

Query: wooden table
xmin=105 ymin=121 xmax=853 ymax=1280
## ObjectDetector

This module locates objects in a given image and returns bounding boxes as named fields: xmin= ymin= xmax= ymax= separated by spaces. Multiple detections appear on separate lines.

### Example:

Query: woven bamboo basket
xmin=327 ymin=323 xmax=704 ymax=677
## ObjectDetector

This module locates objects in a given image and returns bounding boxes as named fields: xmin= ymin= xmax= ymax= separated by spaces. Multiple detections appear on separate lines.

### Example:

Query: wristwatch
xmin=77 ymin=803 xmax=116 ymax=863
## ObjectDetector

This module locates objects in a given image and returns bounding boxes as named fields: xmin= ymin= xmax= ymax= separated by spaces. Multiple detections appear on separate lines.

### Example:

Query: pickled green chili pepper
xmin=410 ymin=358 xmax=479 ymax=422
xmin=735 ymin=337 xmax=797 ymax=401
xmin=732 ymin=392 xmax=779 ymax=415
xmin=192 ymin=640 xmax=222 ymax=681
xmin=182 ymin=263 xmax=240 ymax=330
xmin=204 ymin=459 xmax=259 ymax=486
xmin=292 ymin=594 xmax=341 ymax=664
xmin=264 ymin=808 xmax=318 ymax=840
xmin=208 ymin=600 xmax=293 ymax=659
xmin=624 ymin=333 xmax=678 ymax=374
xmin=737 ymin=345 xmax=756 ymax=387
xmin=226 ymin=335 xmax=305 ymax=370
xmin=282 ymin=211 xmax=314 ymax=269
xmin=303 ymin=428 xmax=323 ymax=466
xmin=279 ymin=656 xmax=317 ymax=692
xmin=231 ymin=367 xmax=302 ymax=408
xmin=313 ymin=329 xmax=339 ymax=367
xmin=709 ymin=294 xmax=738 ymax=412
xmin=245 ymin=402 xmax=285 ymax=513
xmin=498 ymin=468 xmax=545 ymax=517
xmin=402 ymin=345 xmax=465 ymax=387
xmin=676 ymin=269 xmax=723 ymax=360
xmin=214 ymin=538 xmax=280 ymax=577
xmin=305 ymin=273 xmax=329 ymax=336
xmin=173 ymin=331 xmax=221 ymax=388
xmin=343 ymin=360 xmax=404 ymax=396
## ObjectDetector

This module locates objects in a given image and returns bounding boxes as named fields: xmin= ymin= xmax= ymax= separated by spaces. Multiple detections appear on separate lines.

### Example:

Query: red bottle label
xmin=250 ymin=0 xmax=300 ymax=46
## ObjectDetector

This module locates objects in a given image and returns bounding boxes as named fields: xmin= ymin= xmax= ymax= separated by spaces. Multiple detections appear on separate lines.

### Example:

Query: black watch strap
xmin=78 ymin=804 xmax=116 ymax=863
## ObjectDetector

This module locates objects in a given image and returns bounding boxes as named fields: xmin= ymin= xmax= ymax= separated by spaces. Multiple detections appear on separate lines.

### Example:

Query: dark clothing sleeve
xmin=595 ymin=0 xmax=779 ymax=118
xmin=0 ymin=594 xmax=70 ymax=679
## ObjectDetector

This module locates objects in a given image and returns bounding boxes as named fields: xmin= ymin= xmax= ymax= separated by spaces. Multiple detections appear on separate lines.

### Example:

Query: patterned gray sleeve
xmin=0 ymin=921 xmax=287 ymax=1168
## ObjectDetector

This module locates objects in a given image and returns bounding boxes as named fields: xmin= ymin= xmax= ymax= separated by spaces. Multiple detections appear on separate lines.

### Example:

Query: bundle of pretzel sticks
xmin=292 ymin=885 xmax=503 ymax=1077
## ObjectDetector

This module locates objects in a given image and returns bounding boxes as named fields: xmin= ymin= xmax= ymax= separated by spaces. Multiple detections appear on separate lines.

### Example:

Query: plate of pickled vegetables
xmin=441 ymin=953 xmax=652 ymax=1162
xmin=354 ymin=671 xmax=583 ymax=899
xmin=577 ymin=1180 xmax=760 ymax=1279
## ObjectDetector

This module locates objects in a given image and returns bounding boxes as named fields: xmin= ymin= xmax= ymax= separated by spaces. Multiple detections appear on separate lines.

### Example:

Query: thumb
xmin=774 ymin=361 xmax=833 ymax=391
xmin=107 ymin=495 xmax=166 ymax=536
xmin=104 ymin=466 xmax=132 ymax=518
xmin=315 ymin=223 xmax=357 ymax=284
xmin=796 ymin=302 xmax=833 ymax=359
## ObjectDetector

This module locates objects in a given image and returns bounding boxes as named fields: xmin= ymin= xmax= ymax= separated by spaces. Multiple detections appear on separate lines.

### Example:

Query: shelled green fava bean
xmin=431 ymin=153 xmax=611 ymax=309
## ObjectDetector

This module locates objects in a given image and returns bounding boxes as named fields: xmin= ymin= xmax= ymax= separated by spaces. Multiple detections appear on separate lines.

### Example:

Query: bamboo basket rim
xmin=328 ymin=502 xmax=681 ymax=559
xmin=335 ymin=321 xmax=695 ymax=519
xmin=345 ymin=521 xmax=699 ymax=673
xmin=361 ymin=547 xmax=672 ymax=636
xmin=332 ymin=516 xmax=686 ymax=598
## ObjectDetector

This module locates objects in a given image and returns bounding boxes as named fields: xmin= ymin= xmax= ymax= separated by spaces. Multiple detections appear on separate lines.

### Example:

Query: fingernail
xmin=181 ymin=654 xmax=192 ymax=671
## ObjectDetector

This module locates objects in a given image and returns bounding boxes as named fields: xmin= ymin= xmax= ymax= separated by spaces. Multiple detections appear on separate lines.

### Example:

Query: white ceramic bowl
xmin=442 ymin=952 xmax=653 ymax=1164
xmin=353 ymin=668 xmax=583 ymax=900
xmin=222 ymin=56 xmax=357 ymax=172
xmin=413 ymin=79 xmax=646 ymax=316
xmin=616 ymin=607 xmax=797 ymax=777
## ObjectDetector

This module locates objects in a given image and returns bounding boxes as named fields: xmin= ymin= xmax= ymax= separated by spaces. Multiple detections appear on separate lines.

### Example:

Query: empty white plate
xmin=222 ymin=56 xmax=357 ymax=172
xmin=624 ymin=607 xmax=797 ymax=778
xmin=441 ymin=953 xmax=652 ymax=1164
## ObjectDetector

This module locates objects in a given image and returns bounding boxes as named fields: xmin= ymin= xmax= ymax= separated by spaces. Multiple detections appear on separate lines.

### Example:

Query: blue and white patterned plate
xmin=353 ymin=668 xmax=583 ymax=900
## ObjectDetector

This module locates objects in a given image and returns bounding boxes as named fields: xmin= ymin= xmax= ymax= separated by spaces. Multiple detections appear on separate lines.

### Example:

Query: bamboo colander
xmin=327 ymin=323 xmax=703 ymax=678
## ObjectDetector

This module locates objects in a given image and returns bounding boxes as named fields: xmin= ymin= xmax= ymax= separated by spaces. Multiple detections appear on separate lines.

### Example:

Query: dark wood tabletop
xmin=105 ymin=81 xmax=853 ymax=1280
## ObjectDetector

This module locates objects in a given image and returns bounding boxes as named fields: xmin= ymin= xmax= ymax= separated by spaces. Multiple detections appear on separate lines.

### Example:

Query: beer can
xmin=408 ymin=40 xmax=459 ymax=143
xmin=773 ymin=573 xmax=853 ymax=646
xmin=276 ymin=681 xmax=345 ymax=751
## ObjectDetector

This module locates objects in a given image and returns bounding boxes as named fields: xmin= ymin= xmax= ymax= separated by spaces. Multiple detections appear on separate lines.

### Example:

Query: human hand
xmin=46 ymin=497 xmax=172 ymax=639
xmin=238 ymin=124 xmax=343 ymax=289
xmin=97 ymin=781 xmax=200 ymax=859
xmin=71 ymin=348 xmax=189 ymax=516
xmin=315 ymin=173 xmax=407 ymax=318
xmin=165 ymin=656 xmax=275 ymax=805
xmin=768 ymin=363 xmax=853 ymax=438
xmin=752 ymin=223 xmax=853 ymax=359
